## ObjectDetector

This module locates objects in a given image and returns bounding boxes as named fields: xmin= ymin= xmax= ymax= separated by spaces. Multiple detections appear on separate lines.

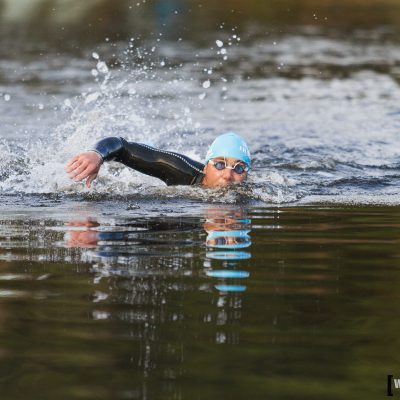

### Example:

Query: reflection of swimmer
xmin=203 ymin=208 xmax=252 ymax=292
xmin=65 ymin=219 xmax=131 ymax=250
xmin=206 ymin=230 xmax=251 ymax=249
xmin=65 ymin=219 xmax=99 ymax=248
xmin=65 ymin=132 xmax=251 ymax=189
xmin=203 ymin=208 xmax=251 ymax=253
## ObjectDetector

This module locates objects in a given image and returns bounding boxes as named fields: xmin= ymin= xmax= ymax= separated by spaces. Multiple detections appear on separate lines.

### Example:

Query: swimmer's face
xmin=202 ymin=157 xmax=248 ymax=188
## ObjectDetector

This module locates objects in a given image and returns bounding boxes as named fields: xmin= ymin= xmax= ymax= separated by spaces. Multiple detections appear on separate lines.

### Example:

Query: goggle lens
xmin=212 ymin=160 xmax=248 ymax=175
xmin=234 ymin=164 xmax=245 ymax=174
xmin=213 ymin=161 xmax=226 ymax=171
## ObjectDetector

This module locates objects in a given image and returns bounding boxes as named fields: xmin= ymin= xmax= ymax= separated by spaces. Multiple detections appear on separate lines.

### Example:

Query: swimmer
xmin=64 ymin=132 xmax=251 ymax=188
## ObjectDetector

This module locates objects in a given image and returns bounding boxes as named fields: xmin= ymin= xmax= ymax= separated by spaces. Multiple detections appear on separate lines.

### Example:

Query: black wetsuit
xmin=91 ymin=137 xmax=205 ymax=186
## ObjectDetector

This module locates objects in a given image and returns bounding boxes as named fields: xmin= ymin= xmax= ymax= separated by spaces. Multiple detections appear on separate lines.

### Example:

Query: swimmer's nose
xmin=222 ymin=167 xmax=235 ymax=181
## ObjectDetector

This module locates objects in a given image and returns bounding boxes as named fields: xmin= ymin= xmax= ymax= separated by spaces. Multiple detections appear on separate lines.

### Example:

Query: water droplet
xmin=63 ymin=99 xmax=72 ymax=108
xmin=92 ymin=52 xmax=99 ymax=60
xmin=4 ymin=94 xmax=10 ymax=101
xmin=202 ymin=80 xmax=211 ymax=89
xmin=85 ymin=92 xmax=100 ymax=104
xmin=216 ymin=40 xmax=224 ymax=48
xmin=199 ymin=93 xmax=206 ymax=100
xmin=97 ymin=61 xmax=108 ymax=74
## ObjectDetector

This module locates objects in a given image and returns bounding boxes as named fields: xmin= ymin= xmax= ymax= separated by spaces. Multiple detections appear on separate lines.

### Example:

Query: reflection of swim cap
xmin=205 ymin=132 xmax=251 ymax=166
xmin=207 ymin=270 xmax=250 ymax=278
xmin=206 ymin=230 xmax=251 ymax=249
xmin=215 ymin=285 xmax=247 ymax=292
xmin=206 ymin=251 xmax=251 ymax=260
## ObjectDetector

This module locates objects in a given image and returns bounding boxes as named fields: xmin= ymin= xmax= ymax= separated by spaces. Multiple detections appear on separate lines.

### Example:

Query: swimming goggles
xmin=209 ymin=158 xmax=249 ymax=175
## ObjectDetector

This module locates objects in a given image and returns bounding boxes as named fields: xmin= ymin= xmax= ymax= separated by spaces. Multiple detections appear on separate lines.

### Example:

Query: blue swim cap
xmin=205 ymin=132 xmax=251 ymax=167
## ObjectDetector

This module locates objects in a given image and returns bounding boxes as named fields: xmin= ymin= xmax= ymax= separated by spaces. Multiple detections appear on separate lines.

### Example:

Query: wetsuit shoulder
xmin=91 ymin=136 xmax=205 ymax=186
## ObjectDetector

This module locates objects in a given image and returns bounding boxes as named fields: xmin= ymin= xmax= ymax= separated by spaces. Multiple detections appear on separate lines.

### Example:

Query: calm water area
xmin=1 ymin=199 xmax=400 ymax=399
xmin=1 ymin=0 xmax=400 ymax=398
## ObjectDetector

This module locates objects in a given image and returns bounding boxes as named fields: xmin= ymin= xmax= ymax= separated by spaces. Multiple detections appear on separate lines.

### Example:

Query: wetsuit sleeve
xmin=91 ymin=136 xmax=205 ymax=186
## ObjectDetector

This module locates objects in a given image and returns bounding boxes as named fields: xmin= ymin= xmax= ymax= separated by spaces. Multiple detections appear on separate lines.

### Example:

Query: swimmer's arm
xmin=92 ymin=136 xmax=205 ymax=185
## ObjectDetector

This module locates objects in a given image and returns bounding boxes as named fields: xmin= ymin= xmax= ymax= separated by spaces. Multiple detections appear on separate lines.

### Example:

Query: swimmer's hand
xmin=64 ymin=151 xmax=103 ymax=188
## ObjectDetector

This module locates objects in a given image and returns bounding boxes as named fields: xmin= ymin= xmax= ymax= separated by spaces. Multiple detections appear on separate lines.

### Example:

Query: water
xmin=1 ymin=0 xmax=400 ymax=398
xmin=1 ymin=201 xmax=399 ymax=399
xmin=1 ymin=2 xmax=400 ymax=203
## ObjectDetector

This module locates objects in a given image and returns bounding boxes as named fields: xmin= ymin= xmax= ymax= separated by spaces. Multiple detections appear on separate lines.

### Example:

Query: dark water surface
xmin=0 ymin=197 xmax=399 ymax=399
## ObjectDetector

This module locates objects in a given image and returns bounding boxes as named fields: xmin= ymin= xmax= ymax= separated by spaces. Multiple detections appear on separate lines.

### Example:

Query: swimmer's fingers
xmin=65 ymin=159 xmax=86 ymax=174
xmin=86 ymin=173 xmax=98 ymax=189
xmin=67 ymin=159 xmax=101 ymax=178
xmin=68 ymin=161 xmax=89 ymax=178
xmin=65 ymin=156 xmax=81 ymax=172
xmin=73 ymin=166 xmax=93 ymax=182
xmin=65 ymin=152 xmax=102 ymax=173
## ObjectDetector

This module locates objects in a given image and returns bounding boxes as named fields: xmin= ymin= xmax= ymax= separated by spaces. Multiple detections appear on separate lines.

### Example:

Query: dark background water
xmin=2 ymin=0 xmax=400 ymax=49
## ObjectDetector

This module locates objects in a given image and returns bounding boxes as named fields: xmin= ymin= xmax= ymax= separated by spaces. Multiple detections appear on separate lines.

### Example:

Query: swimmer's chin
xmin=203 ymin=181 xmax=245 ymax=189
